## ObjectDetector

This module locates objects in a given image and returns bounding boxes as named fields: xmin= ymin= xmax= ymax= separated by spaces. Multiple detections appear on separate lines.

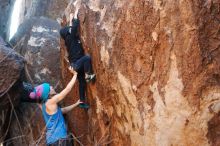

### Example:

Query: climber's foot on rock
xmin=79 ymin=102 xmax=89 ymax=109
xmin=85 ymin=73 xmax=96 ymax=83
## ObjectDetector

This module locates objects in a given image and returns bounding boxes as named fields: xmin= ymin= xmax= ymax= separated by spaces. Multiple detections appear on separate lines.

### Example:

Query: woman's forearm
xmin=51 ymin=73 xmax=77 ymax=103
xmin=64 ymin=73 xmax=77 ymax=94
xmin=69 ymin=20 xmax=73 ymax=26
xmin=61 ymin=102 xmax=79 ymax=114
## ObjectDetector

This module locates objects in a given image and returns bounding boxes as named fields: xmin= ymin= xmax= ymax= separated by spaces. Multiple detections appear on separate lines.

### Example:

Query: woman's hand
xmin=74 ymin=8 xmax=79 ymax=19
xmin=75 ymin=99 xmax=83 ymax=105
xmin=68 ymin=66 xmax=77 ymax=75
xmin=61 ymin=99 xmax=83 ymax=114
xmin=69 ymin=13 xmax=74 ymax=26
xmin=69 ymin=13 xmax=74 ymax=21
xmin=73 ymin=0 xmax=81 ymax=18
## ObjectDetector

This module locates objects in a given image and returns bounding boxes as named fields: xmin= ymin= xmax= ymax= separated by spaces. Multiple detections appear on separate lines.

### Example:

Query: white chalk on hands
xmin=74 ymin=9 xmax=78 ymax=19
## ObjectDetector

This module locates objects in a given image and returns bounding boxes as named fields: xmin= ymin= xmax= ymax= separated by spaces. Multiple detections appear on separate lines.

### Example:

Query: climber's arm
xmin=69 ymin=18 xmax=79 ymax=37
xmin=61 ymin=100 xmax=82 ymax=114
xmin=60 ymin=26 xmax=71 ymax=40
xmin=68 ymin=11 xmax=80 ymax=37
xmin=60 ymin=10 xmax=79 ymax=39
xmin=47 ymin=67 xmax=77 ymax=104
xmin=69 ymin=13 xmax=74 ymax=26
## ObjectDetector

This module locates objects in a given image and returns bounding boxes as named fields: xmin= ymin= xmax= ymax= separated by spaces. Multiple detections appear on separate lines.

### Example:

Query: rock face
xmin=18 ymin=0 xmax=69 ymax=21
xmin=0 ymin=37 xmax=24 ymax=142
xmin=0 ymin=37 xmax=44 ymax=146
xmin=6 ymin=18 xmax=61 ymax=145
xmin=59 ymin=0 xmax=220 ymax=146
xmin=5 ymin=103 xmax=46 ymax=146
xmin=8 ymin=0 xmax=71 ymax=86
xmin=0 ymin=0 xmax=69 ymax=40
xmin=11 ymin=17 xmax=62 ymax=86
xmin=0 ymin=1 xmax=70 ymax=145
xmin=0 ymin=0 xmax=69 ymax=41
xmin=5 ymin=17 xmax=63 ymax=146
xmin=1 ymin=0 xmax=220 ymax=145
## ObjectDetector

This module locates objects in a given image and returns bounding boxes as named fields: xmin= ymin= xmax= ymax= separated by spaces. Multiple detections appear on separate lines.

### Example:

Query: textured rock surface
xmin=11 ymin=17 xmax=62 ymax=86
xmin=0 ymin=1 xmax=70 ymax=145
xmin=5 ymin=103 xmax=46 ymax=146
xmin=4 ymin=17 xmax=63 ymax=146
xmin=0 ymin=0 xmax=69 ymax=40
xmin=18 ymin=0 xmax=69 ymax=20
xmin=1 ymin=0 xmax=220 ymax=145
xmin=59 ymin=0 xmax=220 ymax=146
xmin=0 ymin=37 xmax=24 ymax=142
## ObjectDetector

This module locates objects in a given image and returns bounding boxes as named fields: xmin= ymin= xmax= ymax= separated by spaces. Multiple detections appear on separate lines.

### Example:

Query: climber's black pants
xmin=71 ymin=55 xmax=92 ymax=74
xmin=71 ymin=55 xmax=92 ymax=101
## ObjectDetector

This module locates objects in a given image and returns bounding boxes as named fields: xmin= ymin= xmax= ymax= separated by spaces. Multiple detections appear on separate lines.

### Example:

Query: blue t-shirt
xmin=42 ymin=104 xmax=67 ymax=144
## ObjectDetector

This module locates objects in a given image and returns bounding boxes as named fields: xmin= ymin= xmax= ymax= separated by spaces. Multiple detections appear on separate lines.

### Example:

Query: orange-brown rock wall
xmin=61 ymin=0 xmax=220 ymax=146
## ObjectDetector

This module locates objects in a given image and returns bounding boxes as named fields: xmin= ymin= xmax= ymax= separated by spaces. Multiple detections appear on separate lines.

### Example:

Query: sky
xmin=9 ymin=0 xmax=22 ymax=40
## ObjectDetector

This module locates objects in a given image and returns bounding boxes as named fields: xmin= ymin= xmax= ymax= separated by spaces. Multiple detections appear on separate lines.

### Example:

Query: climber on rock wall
xmin=60 ymin=8 xmax=95 ymax=109
xmin=30 ymin=67 xmax=81 ymax=146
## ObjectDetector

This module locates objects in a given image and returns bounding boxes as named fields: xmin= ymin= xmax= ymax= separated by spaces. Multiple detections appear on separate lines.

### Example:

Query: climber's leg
xmin=70 ymin=61 xmax=85 ymax=101
xmin=77 ymin=69 xmax=86 ymax=102
xmin=72 ymin=55 xmax=96 ymax=83
xmin=75 ymin=66 xmax=89 ymax=109
xmin=71 ymin=55 xmax=91 ymax=73
xmin=82 ymin=55 xmax=92 ymax=73
xmin=82 ymin=55 xmax=96 ymax=82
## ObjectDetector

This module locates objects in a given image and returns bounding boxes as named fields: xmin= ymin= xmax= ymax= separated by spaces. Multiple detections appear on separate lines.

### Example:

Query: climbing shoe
xmin=85 ymin=74 xmax=96 ymax=83
xmin=79 ymin=103 xmax=90 ymax=109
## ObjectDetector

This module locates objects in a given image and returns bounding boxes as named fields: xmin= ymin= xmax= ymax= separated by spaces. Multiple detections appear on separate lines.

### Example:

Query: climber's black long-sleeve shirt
xmin=60 ymin=19 xmax=84 ymax=63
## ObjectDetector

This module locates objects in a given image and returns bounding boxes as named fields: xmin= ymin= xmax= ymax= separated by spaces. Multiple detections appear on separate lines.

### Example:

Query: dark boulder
xmin=10 ymin=17 xmax=62 ymax=87
xmin=0 ymin=37 xmax=24 ymax=142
